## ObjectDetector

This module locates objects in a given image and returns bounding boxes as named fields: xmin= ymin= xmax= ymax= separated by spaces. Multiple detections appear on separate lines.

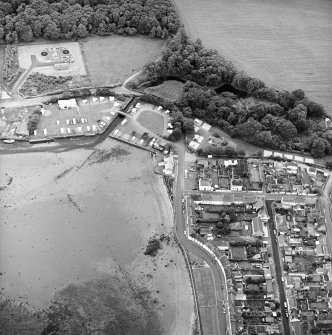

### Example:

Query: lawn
xmin=144 ymin=80 xmax=184 ymax=102
xmin=83 ymin=35 xmax=166 ymax=86
xmin=173 ymin=0 xmax=332 ymax=113
xmin=192 ymin=267 xmax=220 ymax=335
xmin=193 ymin=267 xmax=216 ymax=306
xmin=136 ymin=109 xmax=165 ymax=136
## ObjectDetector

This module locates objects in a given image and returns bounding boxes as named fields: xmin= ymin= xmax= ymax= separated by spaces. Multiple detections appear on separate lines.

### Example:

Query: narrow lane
xmin=266 ymin=200 xmax=291 ymax=335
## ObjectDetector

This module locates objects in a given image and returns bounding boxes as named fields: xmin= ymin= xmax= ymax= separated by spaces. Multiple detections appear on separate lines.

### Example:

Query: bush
xmin=27 ymin=108 xmax=42 ymax=134
xmin=326 ymin=161 xmax=332 ymax=170
xmin=2 ymin=45 xmax=20 ymax=88
xmin=144 ymin=238 xmax=161 ymax=257
xmin=20 ymin=73 xmax=73 ymax=96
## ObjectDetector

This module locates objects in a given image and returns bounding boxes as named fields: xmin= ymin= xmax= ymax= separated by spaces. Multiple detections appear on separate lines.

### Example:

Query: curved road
xmin=174 ymin=143 xmax=229 ymax=335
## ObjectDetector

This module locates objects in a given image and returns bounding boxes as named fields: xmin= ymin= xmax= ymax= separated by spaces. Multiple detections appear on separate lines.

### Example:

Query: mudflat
xmin=0 ymin=140 xmax=193 ymax=334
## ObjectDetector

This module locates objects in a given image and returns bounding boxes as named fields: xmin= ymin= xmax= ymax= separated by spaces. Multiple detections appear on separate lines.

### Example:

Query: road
xmin=266 ymin=200 xmax=291 ymax=335
xmin=173 ymin=143 xmax=228 ymax=335
xmin=321 ymin=174 xmax=332 ymax=256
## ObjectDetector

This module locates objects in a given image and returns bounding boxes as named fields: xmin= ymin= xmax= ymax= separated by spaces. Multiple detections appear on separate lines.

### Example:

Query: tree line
xmin=144 ymin=31 xmax=329 ymax=157
xmin=0 ymin=0 xmax=180 ymax=43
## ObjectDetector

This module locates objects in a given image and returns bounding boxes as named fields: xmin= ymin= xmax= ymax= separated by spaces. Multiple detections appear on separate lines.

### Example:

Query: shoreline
xmin=0 ymin=140 xmax=193 ymax=334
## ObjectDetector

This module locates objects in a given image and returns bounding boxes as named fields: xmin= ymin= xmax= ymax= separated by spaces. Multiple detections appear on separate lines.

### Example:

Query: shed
xmin=58 ymin=99 xmax=77 ymax=109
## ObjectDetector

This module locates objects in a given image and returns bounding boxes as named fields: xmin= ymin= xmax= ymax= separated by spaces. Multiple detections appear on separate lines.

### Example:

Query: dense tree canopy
xmin=143 ymin=34 xmax=329 ymax=155
xmin=0 ymin=0 xmax=180 ymax=42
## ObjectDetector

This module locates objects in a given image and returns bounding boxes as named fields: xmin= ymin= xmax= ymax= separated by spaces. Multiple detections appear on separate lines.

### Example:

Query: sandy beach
xmin=0 ymin=139 xmax=193 ymax=334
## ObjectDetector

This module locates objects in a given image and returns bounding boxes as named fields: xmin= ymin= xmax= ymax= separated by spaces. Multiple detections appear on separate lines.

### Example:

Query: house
xmin=194 ymin=118 xmax=203 ymax=126
xmin=281 ymin=196 xmax=306 ymax=207
xmin=163 ymin=154 xmax=174 ymax=175
xmin=287 ymin=163 xmax=298 ymax=174
xmin=275 ymin=214 xmax=289 ymax=235
xmin=224 ymin=159 xmax=238 ymax=168
xmin=199 ymin=227 xmax=212 ymax=236
xmin=252 ymin=217 xmax=264 ymax=237
xmin=199 ymin=178 xmax=213 ymax=191
xmin=58 ymin=98 xmax=77 ymax=109
xmin=258 ymin=208 xmax=270 ymax=223
xmin=307 ymin=167 xmax=317 ymax=177
xmin=231 ymin=178 xmax=243 ymax=191
xmin=197 ymin=159 xmax=209 ymax=169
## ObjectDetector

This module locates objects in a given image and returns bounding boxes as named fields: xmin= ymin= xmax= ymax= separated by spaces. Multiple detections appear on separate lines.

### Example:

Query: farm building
xmin=58 ymin=99 xmax=77 ymax=109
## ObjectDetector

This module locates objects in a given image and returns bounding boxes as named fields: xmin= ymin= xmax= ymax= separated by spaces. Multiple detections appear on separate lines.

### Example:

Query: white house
xmin=194 ymin=118 xmax=203 ymax=127
xmin=286 ymin=163 xmax=298 ymax=174
xmin=58 ymin=99 xmax=77 ymax=109
xmin=224 ymin=159 xmax=238 ymax=168
xmin=199 ymin=178 xmax=213 ymax=191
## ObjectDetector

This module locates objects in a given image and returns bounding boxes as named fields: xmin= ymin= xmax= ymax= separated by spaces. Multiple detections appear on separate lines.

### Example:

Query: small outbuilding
xmin=58 ymin=99 xmax=77 ymax=109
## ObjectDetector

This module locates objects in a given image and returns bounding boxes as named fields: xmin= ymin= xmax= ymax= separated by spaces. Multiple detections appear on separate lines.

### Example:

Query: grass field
xmin=83 ymin=36 xmax=166 ymax=86
xmin=192 ymin=267 xmax=219 ymax=335
xmin=136 ymin=110 xmax=165 ymax=135
xmin=173 ymin=0 xmax=332 ymax=113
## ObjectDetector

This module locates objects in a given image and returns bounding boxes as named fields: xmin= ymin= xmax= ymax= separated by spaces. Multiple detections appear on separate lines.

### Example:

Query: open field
xmin=136 ymin=109 xmax=165 ymax=136
xmin=173 ymin=0 xmax=332 ymax=112
xmin=0 ymin=141 xmax=193 ymax=334
xmin=18 ymin=42 xmax=86 ymax=76
xmin=83 ymin=35 xmax=166 ymax=86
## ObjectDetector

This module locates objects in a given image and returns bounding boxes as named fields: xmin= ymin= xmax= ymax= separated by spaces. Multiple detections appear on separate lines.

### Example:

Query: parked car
xmin=76 ymin=118 xmax=81 ymax=124
xmin=222 ymin=308 xmax=226 ymax=314
xmin=221 ymin=285 xmax=224 ymax=290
